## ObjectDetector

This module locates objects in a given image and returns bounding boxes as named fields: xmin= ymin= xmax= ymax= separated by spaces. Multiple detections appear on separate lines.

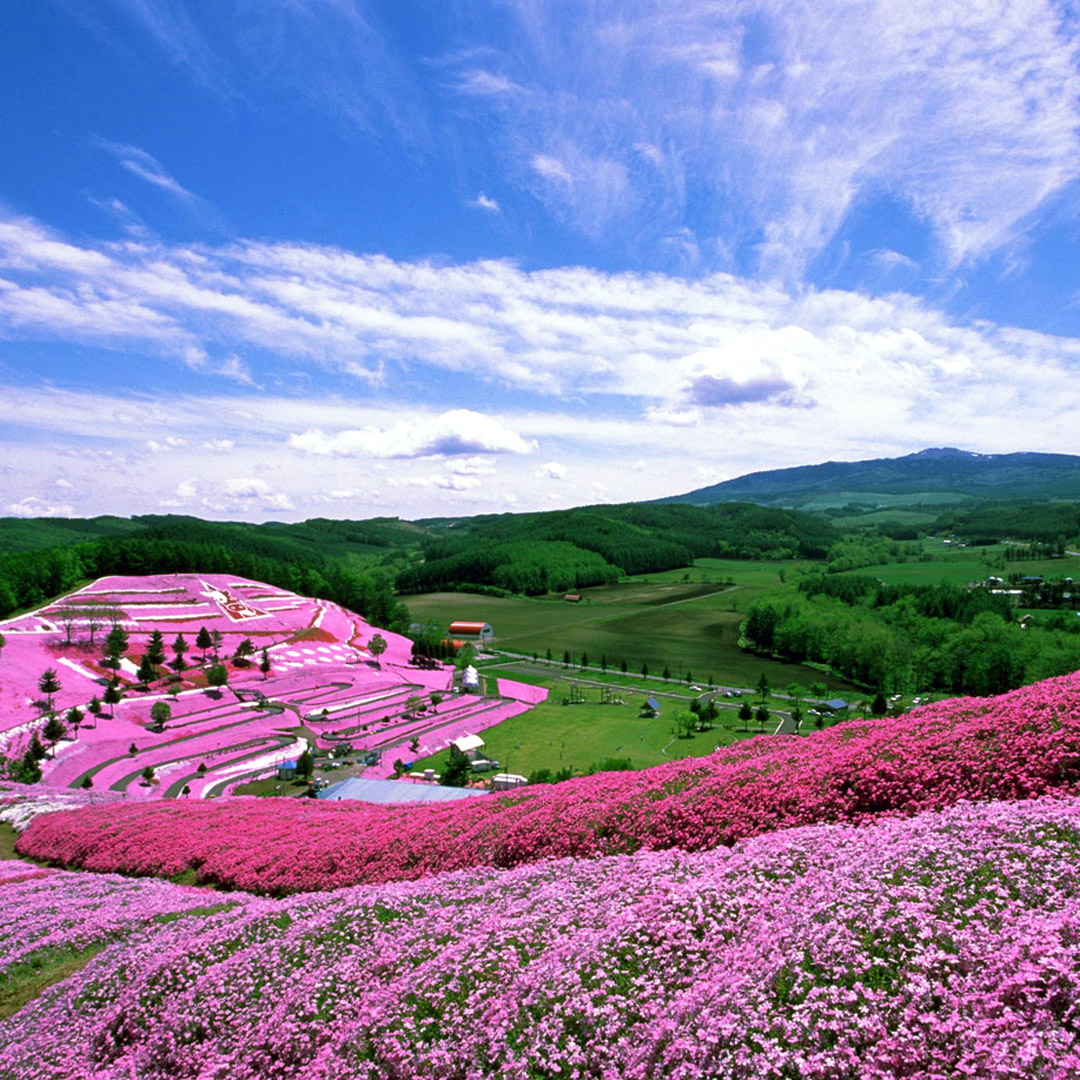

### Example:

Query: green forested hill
xmin=657 ymin=448 xmax=1080 ymax=508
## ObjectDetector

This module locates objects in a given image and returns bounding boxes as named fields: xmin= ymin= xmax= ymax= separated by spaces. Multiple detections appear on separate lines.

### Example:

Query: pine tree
xmin=103 ymin=624 xmax=129 ymax=670
xmin=42 ymin=714 xmax=67 ymax=755
xmin=259 ymin=648 xmax=272 ymax=680
xmin=146 ymin=630 xmax=167 ymax=667
xmin=37 ymin=668 xmax=61 ymax=712
xmin=103 ymin=678 xmax=123 ymax=718
xmin=172 ymin=634 xmax=189 ymax=671
xmin=196 ymin=627 xmax=213 ymax=662
xmin=136 ymin=653 xmax=157 ymax=686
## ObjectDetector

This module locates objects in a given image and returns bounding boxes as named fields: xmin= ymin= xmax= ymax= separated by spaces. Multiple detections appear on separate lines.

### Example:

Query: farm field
xmin=406 ymin=560 xmax=859 ymax=694
xmin=835 ymin=549 xmax=1080 ymax=587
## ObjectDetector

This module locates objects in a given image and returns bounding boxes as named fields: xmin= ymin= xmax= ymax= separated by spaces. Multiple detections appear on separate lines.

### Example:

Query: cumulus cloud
xmin=288 ymin=409 xmax=535 ymax=459
xmin=685 ymin=374 xmax=797 ymax=408
xmin=7 ymin=496 xmax=75 ymax=518
xmin=536 ymin=461 xmax=567 ymax=480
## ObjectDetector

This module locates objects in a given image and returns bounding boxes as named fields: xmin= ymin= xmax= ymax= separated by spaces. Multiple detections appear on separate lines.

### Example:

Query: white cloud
xmin=201 ymin=439 xmax=234 ymax=452
xmin=7 ymin=496 xmax=75 ymax=518
xmin=532 ymin=155 xmax=573 ymax=184
xmin=453 ymin=0 xmax=1080 ymax=272
xmin=469 ymin=193 xmax=501 ymax=213
xmin=536 ymin=461 xmax=567 ymax=480
xmin=288 ymin=409 xmax=536 ymax=459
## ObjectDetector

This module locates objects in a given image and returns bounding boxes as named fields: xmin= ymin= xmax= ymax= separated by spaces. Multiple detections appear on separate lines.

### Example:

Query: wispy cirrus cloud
xmin=444 ymin=0 xmax=1080 ymax=275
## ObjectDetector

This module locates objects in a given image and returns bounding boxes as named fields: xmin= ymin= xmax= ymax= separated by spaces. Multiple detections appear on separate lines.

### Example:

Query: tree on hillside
xmin=103 ymin=678 xmax=123 ymax=718
xmin=64 ymin=706 xmax=83 ymax=740
xmin=172 ymin=634 xmax=189 ymax=672
xmin=83 ymin=606 xmax=107 ymax=648
xmin=205 ymin=664 xmax=229 ymax=691
xmin=738 ymin=700 xmax=753 ymax=729
xmin=103 ymin=624 xmax=129 ymax=671
xmin=234 ymin=638 xmax=255 ymax=664
xmin=755 ymin=704 xmax=771 ymax=734
xmin=296 ymin=749 xmax=314 ymax=781
xmin=52 ymin=607 xmax=80 ymax=646
xmin=141 ymin=765 xmax=155 ymax=785
xmin=211 ymin=630 xmax=223 ymax=662
xmin=80 ymin=776 xmax=92 ymax=790
xmin=150 ymin=701 xmax=171 ymax=732
xmin=581 ymin=651 xmax=589 ymax=670
xmin=641 ymin=661 xmax=649 ymax=680
xmin=87 ymin=696 xmax=102 ymax=726
xmin=871 ymin=691 xmax=888 ymax=716
xmin=620 ymin=657 xmax=627 ymax=673
xmin=38 ymin=668 xmax=60 ymax=712
xmin=196 ymin=626 xmax=213 ymax=663
xmin=146 ymin=630 xmax=167 ymax=667
xmin=756 ymin=673 xmax=771 ymax=704
xmin=368 ymin=634 xmax=388 ymax=667
xmin=42 ymin=713 xmax=68 ymax=756
xmin=563 ymin=649 xmax=571 ymax=668
xmin=27 ymin=732 xmax=46 ymax=762
xmin=440 ymin=753 xmax=472 ymax=788
xmin=259 ymin=647 xmax=272 ymax=680
xmin=663 ymin=664 xmax=671 ymax=681
xmin=14 ymin=750 xmax=41 ymax=784
xmin=600 ymin=653 xmax=607 ymax=672
xmin=132 ymin=648 xmax=155 ymax=684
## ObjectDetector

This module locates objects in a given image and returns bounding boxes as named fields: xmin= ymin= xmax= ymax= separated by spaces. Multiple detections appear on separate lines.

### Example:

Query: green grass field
xmin=407 ymin=559 xmax=857 ymax=694
xmin=412 ymin=674 xmax=762 ymax=778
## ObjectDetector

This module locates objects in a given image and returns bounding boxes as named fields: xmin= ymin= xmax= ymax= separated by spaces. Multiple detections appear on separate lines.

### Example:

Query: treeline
xmin=406 ymin=503 xmax=839 ymax=595
xmin=742 ymin=576 xmax=1080 ymax=697
xmin=397 ymin=540 xmax=621 ymax=596
xmin=0 ymin=532 xmax=410 ymax=633
xmin=929 ymin=502 xmax=1080 ymax=546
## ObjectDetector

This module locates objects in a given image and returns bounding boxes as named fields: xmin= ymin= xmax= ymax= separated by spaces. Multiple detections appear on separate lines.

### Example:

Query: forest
xmin=0 ymin=528 xmax=410 ymax=633
xmin=742 ymin=574 xmax=1080 ymax=696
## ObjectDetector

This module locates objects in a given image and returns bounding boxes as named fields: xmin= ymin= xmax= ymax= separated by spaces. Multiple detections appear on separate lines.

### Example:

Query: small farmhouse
xmin=640 ymin=696 xmax=661 ymax=718
xmin=448 ymin=621 xmax=494 ymax=642
xmin=450 ymin=733 xmax=485 ymax=761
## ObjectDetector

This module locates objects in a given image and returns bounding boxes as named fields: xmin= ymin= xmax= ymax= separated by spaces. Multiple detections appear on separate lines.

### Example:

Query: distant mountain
xmin=656 ymin=449 xmax=1080 ymax=508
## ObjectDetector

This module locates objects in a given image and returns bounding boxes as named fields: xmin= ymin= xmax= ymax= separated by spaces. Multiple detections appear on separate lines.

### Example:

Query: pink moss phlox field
xmin=3 ymin=796 xmax=1080 ymax=1079
xmin=18 ymin=670 xmax=1080 ymax=893
xmin=0 ymin=865 xmax=235 ymax=973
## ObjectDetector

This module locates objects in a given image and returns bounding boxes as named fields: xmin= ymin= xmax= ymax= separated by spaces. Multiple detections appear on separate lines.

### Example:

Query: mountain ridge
xmin=654 ymin=448 xmax=1080 ymax=507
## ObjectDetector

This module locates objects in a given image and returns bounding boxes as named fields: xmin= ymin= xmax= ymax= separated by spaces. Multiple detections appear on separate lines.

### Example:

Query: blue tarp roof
xmin=317 ymin=777 xmax=490 ymax=805
xmin=644 ymin=697 xmax=661 ymax=710
xmin=824 ymin=699 xmax=849 ymax=710
xmin=278 ymin=760 xmax=298 ymax=770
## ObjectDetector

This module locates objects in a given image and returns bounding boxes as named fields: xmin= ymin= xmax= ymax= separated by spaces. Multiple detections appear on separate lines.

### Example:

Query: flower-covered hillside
xmin=3 ymin=795 xmax=1080 ymax=1079
xmin=0 ymin=574 xmax=543 ymax=798
xmin=17 ymin=669 xmax=1080 ymax=892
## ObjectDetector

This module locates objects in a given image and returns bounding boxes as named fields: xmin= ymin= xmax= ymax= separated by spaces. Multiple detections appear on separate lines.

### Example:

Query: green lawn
xmin=407 ymin=562 xmax=857 ymax=694
xmin=412 ymin=675 xmax=758 ymax=779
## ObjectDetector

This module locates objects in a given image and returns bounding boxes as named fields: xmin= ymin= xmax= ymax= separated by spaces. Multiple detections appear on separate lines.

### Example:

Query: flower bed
xmin=3 ymin=795 xmax=1080 ymax=1078
xmin=18 ymin=670 xmax=1080 ymax=893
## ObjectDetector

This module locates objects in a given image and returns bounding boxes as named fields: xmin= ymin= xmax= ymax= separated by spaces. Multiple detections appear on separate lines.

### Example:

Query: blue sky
xmin=3 ymin=1 xmax=1080 ymax=521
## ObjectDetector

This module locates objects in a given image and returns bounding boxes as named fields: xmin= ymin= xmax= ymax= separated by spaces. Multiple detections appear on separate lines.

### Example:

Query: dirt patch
xmin=289 ymin=627 xmax=336 ymax=643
